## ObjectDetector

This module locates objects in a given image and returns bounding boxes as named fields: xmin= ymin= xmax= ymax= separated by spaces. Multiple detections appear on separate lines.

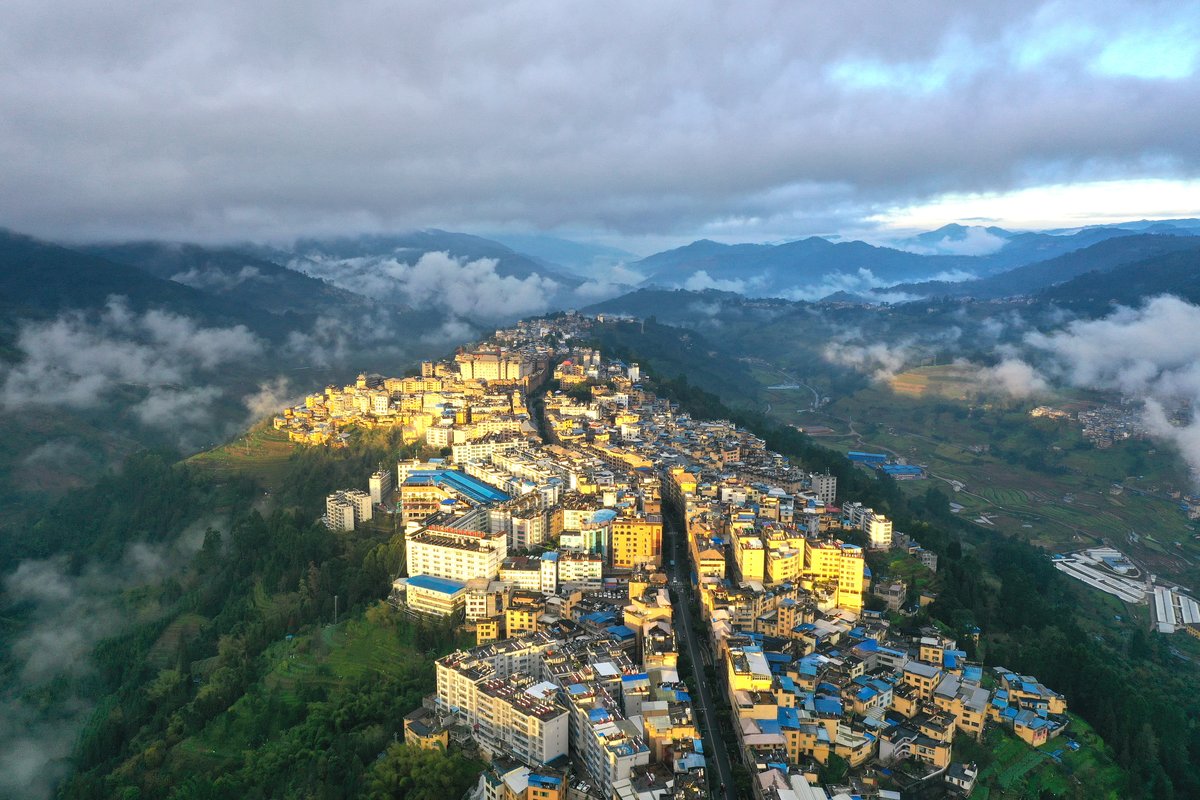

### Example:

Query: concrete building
xmin=401 ymin=574 xmax=468 ymax=617
xmin=610 ymin=515 xmax=663 ymax=569
xmin=804 ymin=541 xmax=865 ymax=612
xmin=436 ymin=658 xmax=569 ymax=765
xmin=407 ymin=524 xmax=508 ymax=584
xmin=558 ymin=552 xmax=603 ymax=589
xmin=325 ymin=493 xmax=356 ymax=532
xmin=866 ymin=514 xmax=893 ymax=551
xmin=809 ymin=473 xmax=837 ymax=505
xmin=324 ymin=489 xmax=372 ymax=531
xmin=369 ymin=469 xmax=393 ymax=505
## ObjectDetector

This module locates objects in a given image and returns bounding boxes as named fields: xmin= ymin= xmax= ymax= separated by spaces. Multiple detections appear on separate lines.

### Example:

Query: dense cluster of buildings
xmin=1030 ymin=403 xmax=1155 ymax=450
xmin=275 ymin=342 xmax=553 ymax=446
xmin=290 ymin=313 xmax=1071 ymax=799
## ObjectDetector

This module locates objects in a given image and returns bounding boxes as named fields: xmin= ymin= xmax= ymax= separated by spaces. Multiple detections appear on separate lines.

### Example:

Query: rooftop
xmin=405 ymin=574 xmax=467 ymax=595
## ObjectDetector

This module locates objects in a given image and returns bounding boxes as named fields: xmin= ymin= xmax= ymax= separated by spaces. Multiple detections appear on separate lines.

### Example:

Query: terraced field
xmin=189 ymin=423 xmax=297 ymax=491
xmin=973 ymin=716 xmax=1124 ymax=799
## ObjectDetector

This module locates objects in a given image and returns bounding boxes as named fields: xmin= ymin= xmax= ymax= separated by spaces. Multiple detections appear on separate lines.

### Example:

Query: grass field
xmin=888 ymin=364 xmax=985 ymax=399
xmin=189 ymin=423 xmax=298 ymax=491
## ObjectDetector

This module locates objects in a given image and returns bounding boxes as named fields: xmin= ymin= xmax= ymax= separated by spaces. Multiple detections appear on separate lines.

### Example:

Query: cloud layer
xmin=0 ymin=521 xmax=222 ymax=800
xmin=0 ymin=296 xmax=262 ymax=440
xmin=822 ymin=295 xmax=1200 ymax=482
xmin=1024 ymin=295 xmax=1200 ymax=478
xmin=0 ymin=1 xmax=1197 ymax=243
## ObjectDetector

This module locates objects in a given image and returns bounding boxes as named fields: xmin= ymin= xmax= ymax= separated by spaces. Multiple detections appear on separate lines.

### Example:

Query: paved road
xmin=666 ymin=518 xmax=737 ymax=800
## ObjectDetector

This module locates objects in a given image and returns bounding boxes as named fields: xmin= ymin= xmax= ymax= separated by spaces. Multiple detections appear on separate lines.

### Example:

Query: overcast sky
xmin=2 ymin=0 xmax=1198 ymax=249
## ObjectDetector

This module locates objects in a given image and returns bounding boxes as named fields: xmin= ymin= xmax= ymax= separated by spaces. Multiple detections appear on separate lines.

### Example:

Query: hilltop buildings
xmin=284 ymin=312 xmax=1070 ymax=799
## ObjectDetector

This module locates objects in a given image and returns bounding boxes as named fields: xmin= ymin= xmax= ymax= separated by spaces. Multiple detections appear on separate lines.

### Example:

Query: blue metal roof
xmin=405 ymin=574 xmax=466 ymax=595
xmin=405 ymin=469 xmax=511 ymax=504
xmin=608 ymin=624 xmax=635 ymax=640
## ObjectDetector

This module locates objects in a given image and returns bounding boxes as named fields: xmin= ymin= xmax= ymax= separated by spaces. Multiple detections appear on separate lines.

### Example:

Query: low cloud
xmin=242 ymin=377 xmax=294 ymax=424
xmin=823 ymin=339 xmax=920 ymax=382
xmin=902 ymin=227 xmax=1009 ymax=257
xmin=573 ymin=262 xmax=647 ymax=302
xmin=0 ymin=297 xmax=262 ymax=436
xmin=785 ymin=268 xmax=918 ymax=303
xmin=420 ymin=317 xmax=478 ymax=346
xmin=170 ymin=265 xmax=265 ymax=292
xmin=926 ymin=269 xmax=978 ymax=283
xmin=133 ymin=386 xmax=223 ymax=429
xmin=0 ymin=517 xmax=224 ymax=799
xmin=297 ymin=251 xmax=560 ymax=321
xmin=822 ymin=324 xmax=961 ymax=380
xmin=977 ymin=357 xmax=1049 ymax=398
xmin=1024 ymin=294 xmax=1200 ymax=481
xmin=683 ymin=270 xmax=755 ymax=293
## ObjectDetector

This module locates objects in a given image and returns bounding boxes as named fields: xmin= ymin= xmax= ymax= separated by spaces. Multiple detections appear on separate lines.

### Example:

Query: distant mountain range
xmin=888 ymin=234 xmax=1200 ymax=301
xmin=1037 ymin=245 xmax=1200 ymax=311
xmin=0 ymin=230 xmax=300 ymax=338
xmin=476 ymin=233 xmax=638 ymax=277
xmin=2 ymin=217 xmax=1198 ymax=510
xmin=277 ymin=229 xmax=583 ymax=287
xmin=632 ymin=220 xmax=1200 ymax=301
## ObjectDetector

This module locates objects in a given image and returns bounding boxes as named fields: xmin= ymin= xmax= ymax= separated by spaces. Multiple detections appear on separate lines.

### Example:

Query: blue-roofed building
xmin=848 ymin=450 xmax=889 ymax=465
xmin=397 ymin=574 xmax=467 ymax=616
xmin=607 ymin=624 xmax=636 ymax=642
xmin=405 ymin=468 xmax=512 ymax=505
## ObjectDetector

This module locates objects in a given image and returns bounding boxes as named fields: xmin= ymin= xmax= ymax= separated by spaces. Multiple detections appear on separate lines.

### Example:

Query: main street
xmin=665 ymin=518 xmax=738 ymax=800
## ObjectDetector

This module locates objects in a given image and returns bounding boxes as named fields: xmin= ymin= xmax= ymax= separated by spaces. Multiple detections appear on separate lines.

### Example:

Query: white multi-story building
xmin=562 ymin=682 xmax=650 ymax=796
xmin=539 ymin=552 xmax=558 ymax=594
xmin=866 ymin=513 xmax=894 ymax=550
xmin=809 ymin=472 xmax=837 ymax=505
xmin=324 ymin=489 xmax=372 ymax=531
xmin=436 ymin=662 xmax=568 ymax=765
xmin=325 ymin=495 xmax=356 ymax=532
xmin=369 ymin=469 xmax=393 ymax=505
xmin=500 ymin=557 xmax=543 ymax=592
xmin=557 ymin=552 xmax=603 ymax=589
xmin=407 ymin=524 xmax=508 ymax=583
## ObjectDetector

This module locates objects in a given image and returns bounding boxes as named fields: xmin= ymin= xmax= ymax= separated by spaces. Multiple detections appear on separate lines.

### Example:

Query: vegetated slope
xmin=630 ymin=225 xmax=1177 ymax=299
xmin=0 ymin=230 xmax=284 ymax=334
xmin=284 ymin=228 xmax=584 ymax=286
xmin=0 ymin=229 xmax=449 ymax=518
xmin=6 ymin=433 xmax=482 ymax=800
xmin=481 ymin=232 xmax=637 ymax=276
xmin=970 ymin=224 xmax=1148 ymax=269
xmin=584 ymin=287 xmax=756 ymax=318
xmin=895 ymin=223 xmax=1175 ymax=269
xmin=891 ymin=234 xmax=1199 ymax=299
xmin=84 ymin=241 xmax=366 ymax=316
xmin=1038 ymin=244 xmax=1200 ymax=311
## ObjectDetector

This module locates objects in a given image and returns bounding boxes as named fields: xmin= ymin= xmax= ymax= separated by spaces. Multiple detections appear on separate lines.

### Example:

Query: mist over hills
xmin=476 ymin=233 xmax=638 ymax=278
xmin=82 ymin=241 xmax=364 ymax=317
xmin=3 ymin=217 xmax=1200 ymax=800
xmin=888 ymin=234 xmax=1200 ymax=301
xmin=2 ymin=214 xmax=1199 ymax=505
xmin=633 ymin=223 xmax=1200 ymax=300
xmin=1038 ymin=246 xmax=1200 ymax=311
